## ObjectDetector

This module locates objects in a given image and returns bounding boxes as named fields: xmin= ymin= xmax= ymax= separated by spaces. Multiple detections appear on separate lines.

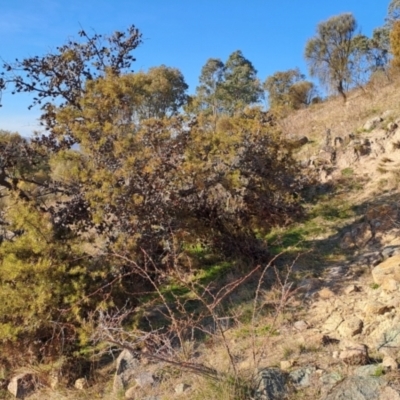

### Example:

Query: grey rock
xmin=253 ymin=368 xmax=289 ymax=400
xmin=354 ymin=364 xmax=383 ymax=377
xmin=381 ymin=246 xmax=400 ymax=260
xmin=8 ymin=373 xmax=36 ymax=399
xmin=135 ymin=372 xmax=155 ymax=388
xmin=289 ymin=367 xmax=316 ymax=388
xmin=363 ymin=117 xmax=382 ymax=131
xmin=320 ymin=371 xmax=343 ymax=386
xmin=175 ymin=383 xmax=190 ymax=394
xmin=323 ymin=376 xmax=384 ymax=400
xmin=113 ymin=349 xmax=140 ymax=392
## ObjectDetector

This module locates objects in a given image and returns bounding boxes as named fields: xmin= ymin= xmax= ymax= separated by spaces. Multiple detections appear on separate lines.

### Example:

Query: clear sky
xmin=0 ymin=0 xmax=389 ymax=136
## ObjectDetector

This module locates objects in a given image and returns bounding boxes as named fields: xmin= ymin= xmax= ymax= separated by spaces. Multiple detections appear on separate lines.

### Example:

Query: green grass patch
xmin=233 ymin=324 xmax=278 ymax=339
xmin=310 ymin=200 xmax=355 ymax=221
xmin=341 ymin=167 xmax=354 ymax=177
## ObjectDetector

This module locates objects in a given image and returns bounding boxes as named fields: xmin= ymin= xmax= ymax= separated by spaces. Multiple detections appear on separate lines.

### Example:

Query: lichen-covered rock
xmin=323 ymin=376 xmax=384 ymax=400
xmin=113 ymin=349 xmax=140 ymax=393
xmin=253 ymin=368 xmax=289 ymax=400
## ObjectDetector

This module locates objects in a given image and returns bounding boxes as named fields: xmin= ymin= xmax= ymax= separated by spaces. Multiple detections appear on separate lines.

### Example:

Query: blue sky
xmin=0 ymin=0 xmax=389 ymax=136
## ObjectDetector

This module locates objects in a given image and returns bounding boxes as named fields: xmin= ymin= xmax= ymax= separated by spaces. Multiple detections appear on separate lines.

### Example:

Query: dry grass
xmin=279 ymin=73 xmax=400 ymax=144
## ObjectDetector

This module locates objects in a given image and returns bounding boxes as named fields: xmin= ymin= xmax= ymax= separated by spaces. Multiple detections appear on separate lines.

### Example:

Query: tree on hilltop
xmin=305 ymin=13 xmax=357 ymax=100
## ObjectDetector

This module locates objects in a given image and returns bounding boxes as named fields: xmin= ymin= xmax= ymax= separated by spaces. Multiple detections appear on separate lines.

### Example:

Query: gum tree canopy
xmin=305 ymin=13 xmax=357 ymax=100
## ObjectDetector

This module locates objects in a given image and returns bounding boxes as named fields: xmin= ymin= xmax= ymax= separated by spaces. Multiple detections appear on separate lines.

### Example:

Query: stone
xmin=382 ymin=356 xmax=398 ymax=370
xmin=363 ymin=116 xmax=382 ymax=131
xmin=289 ymin=367 xmax=315 ymax=388
xmin=382 ymin=110 xmax=395 ymax=119
xmin=337 ymin=317 xmax=363 ymax=337
xmin=375 ymin=324 xmax=400 ymax=358
xmin=339 ymin=340 xmax=369 ymax=365
xmin=280 ymin=360 xmax=294 ymax=370
xmin=135 ymin=372 xmax=154 ymax=388
xmin=253 ymin=368 xmax=289 ymax=400
xmin=354 ymin=364 xmax=383 ymax=377
xmin=381 ymin=278 xmax=399 ymax=292
xmin=344 ymin=284 xmax=360 ymax=294
xmin=322 ymin=312 xmax=344 ymax=333
xmin=125 ymin=386 xmax=136 ymax=399
xmin=175 ymin=383 xmax=190 ymax=394
xmin=293 ymin=320 xmax=308 ymax=331
xmin=113 ymin=349 xmax=140 ymax=392
xmin=319 ymin=371 xmax=344 ymax=395
xmin=7 ymin=373 xmax=36 ymax=399
xmin=74 ymin=378 xmax=88 ymax=390
xmin=372 ymin=255 xmax=400 ymax=285
xmin=322 ymin=376 xmax=384 ymax=400
xmin=364 ymin=301 xmax=392 ymax=316
xmin=381 ymin=246 xmax=400 ymax=260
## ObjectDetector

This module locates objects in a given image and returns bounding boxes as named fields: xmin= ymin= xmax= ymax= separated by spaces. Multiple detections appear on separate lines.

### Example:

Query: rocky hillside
xmin=7 ymin=78 xmax=400 ymax=400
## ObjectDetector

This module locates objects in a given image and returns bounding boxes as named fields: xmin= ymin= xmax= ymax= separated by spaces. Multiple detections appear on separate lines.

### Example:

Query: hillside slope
xmin=11 ymin=76 xmax=400 ymax=400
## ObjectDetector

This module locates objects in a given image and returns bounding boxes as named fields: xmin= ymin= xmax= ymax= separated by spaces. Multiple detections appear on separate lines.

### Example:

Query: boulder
xmin=363 ymin=116 xmax=382 ymax=131
xmin=337 ymin=317 xmax=363 ymax=337
xmin=113 ymin=349 xmax=140 ymax=393
xmin=372 ymin=255 xmax=400 ymax=285
xmin=339 ymin=340 xmax=369 ymax=365
xmin=253 ymin=368 xmax=289 ymax=400
xmin=322 ymin=376 xmax=384 ymax=400
xmin=322 ymin=312 xmax=344 ymax=333
xmin=7 ymin=373 xmax=36 ymax=399
xmin=289 ymin=367 xmax=316 ymax=388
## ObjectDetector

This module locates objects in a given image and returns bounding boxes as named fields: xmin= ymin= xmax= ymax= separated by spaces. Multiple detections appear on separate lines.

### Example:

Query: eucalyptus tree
xmin=305 ymin=13 xmax=357 ymax=100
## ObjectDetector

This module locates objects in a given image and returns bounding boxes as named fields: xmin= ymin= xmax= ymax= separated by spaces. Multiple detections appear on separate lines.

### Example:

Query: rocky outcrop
xmin=8 ymin=373 xmax=36 ymax=399
xmin=113 ymin=349 xmax=140 ymax=393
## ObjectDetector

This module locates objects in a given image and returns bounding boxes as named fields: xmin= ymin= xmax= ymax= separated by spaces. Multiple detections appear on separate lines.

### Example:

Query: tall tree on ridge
xmin=305 ymin=13 xmax=357 ymax=100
